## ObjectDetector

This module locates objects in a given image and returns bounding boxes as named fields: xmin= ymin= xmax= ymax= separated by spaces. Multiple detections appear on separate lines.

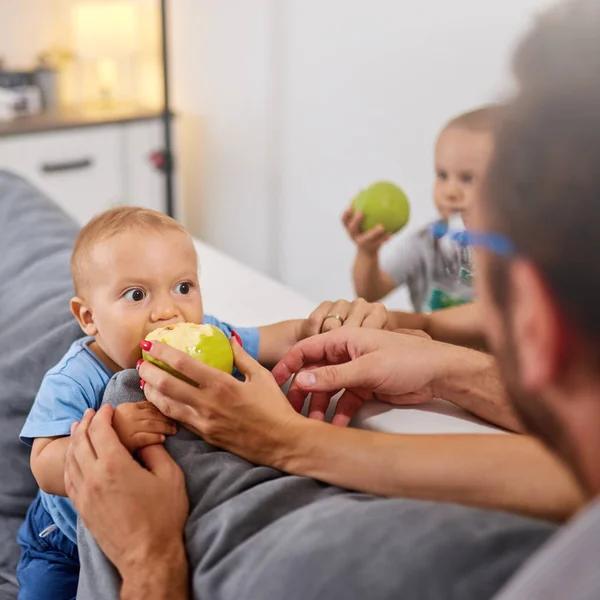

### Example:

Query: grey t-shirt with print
xmin=380 ymin=221 xmax=475 ymax=313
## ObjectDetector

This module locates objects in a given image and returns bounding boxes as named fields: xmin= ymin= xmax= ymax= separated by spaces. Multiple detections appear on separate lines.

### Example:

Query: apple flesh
xmin=143 ymin=322 xmax=234 ymax=377
xmin=351 ymin=181 xmax=410 ymax=235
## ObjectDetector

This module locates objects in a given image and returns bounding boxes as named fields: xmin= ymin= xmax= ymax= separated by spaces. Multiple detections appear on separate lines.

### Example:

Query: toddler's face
xmin=433 ymin=126 xmax=494 ymax=223
xmin=78 ymin=228 xmax=204 ymax=369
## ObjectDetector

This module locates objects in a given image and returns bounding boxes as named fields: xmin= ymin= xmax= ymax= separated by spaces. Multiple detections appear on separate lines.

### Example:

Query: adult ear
xmin=510 ymin=259 xmax=565 ymax=392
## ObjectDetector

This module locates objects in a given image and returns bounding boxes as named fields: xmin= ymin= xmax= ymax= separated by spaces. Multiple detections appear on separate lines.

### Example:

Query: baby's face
xmin=433 ymin=126 xmax=494 ymax=223
xmin=83 ymin=228 xmax=204 ymax=369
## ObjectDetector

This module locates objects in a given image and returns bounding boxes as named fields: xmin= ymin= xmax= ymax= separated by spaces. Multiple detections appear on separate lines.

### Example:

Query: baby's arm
xmin=353 ymin=250 xmax=397 ymax=302
xmin=31 ymin=436 xmax=71 ymax=497
xmin=257 ymin=320 xmax=306 ymax=369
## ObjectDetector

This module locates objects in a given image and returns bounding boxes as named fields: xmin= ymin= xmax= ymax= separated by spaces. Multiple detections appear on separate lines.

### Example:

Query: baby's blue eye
xmin=174 ymin=282 xmax=191 ymax=295
xmin=124 ymin=288 xmax=146 ymax=302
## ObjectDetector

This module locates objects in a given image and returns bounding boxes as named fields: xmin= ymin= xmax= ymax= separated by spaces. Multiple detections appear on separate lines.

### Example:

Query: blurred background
xmin=0 ymin=0 xmax=556 ymax=309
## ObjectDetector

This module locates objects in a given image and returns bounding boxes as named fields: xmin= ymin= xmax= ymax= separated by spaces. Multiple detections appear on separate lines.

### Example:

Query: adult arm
xmin=286 ymin=328 xmax=520 ymax=432
xmin=65 ymin=407 xmax=190 ymax=600
xmin=138 ymin=335 xmax=584 ymax=523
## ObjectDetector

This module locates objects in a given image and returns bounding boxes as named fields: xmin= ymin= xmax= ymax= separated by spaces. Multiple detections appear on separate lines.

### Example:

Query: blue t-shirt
xmin=20 ymin=315 xmax=259 ymax=543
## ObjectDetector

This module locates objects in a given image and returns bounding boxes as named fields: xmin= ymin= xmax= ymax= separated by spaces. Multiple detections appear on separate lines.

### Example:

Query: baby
xmin=16 ymin=207 xmax=384 ymax=600
xmin=344 ymin=105 xmax=500 ymax=312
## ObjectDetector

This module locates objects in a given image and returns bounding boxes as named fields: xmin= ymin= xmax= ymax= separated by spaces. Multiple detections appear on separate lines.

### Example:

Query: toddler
xmin=343 ymin=105 xmax=500 ymax=312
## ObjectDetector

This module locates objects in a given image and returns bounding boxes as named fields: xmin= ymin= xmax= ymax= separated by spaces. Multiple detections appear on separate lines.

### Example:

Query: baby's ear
xmin=70 ymin=297 xmax=98 ymax=336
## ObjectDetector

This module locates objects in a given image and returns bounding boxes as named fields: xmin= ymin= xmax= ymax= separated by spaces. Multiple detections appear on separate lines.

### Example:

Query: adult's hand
xmin=65 ymin=406 xmax=190 ymax=598
xmin=272 ymin=328 xmax=453 ymax=426
xmin=304 ymin=297 xmax=388 ymax=336
xmin=139 ymin=339 xmax=303 ymax=468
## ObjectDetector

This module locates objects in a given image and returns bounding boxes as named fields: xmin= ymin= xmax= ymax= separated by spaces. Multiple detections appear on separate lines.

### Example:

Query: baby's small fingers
xmin=347 ymin=211 xmax=364 ymax=237
xmin=139 ymin=419 xmax=178 ymax=435
xmin=356 ymin=225 xmax=385 ymax=245
xmin=341 ymin=207 xmax=353 ymax=226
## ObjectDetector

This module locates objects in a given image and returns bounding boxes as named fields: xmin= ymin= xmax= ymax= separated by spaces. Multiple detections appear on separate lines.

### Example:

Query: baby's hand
xmin=113 ymin=401 xmax=177 ymax=453
xmin=341 ymin=207 xmax=390 ymax=254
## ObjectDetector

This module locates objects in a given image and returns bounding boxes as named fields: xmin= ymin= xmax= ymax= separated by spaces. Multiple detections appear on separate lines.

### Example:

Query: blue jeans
xmin=17 ymin=492 xmax=79 ymax=600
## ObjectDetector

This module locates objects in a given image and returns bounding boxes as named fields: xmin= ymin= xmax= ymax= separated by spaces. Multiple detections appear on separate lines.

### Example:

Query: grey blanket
xmin=77 ymin=371 xmax=556 ymax=600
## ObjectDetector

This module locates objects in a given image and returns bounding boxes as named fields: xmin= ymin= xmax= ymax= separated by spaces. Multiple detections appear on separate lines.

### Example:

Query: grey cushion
xmin=0 ymin=171 xmax=81 ymax=599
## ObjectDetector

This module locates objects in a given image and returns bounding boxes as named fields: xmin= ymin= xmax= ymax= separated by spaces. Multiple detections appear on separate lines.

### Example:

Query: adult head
xmin=474 ymin=0 xmax=600 ymax=495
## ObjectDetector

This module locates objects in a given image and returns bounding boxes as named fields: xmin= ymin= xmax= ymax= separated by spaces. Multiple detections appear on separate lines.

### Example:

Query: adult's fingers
xmin=295 ymin=355 xmax=377 ymax=393
xmin=65 ymin=422 xmax=85 ymax=498
xmin=87 ymin=405 xmax=132 ymax=461
xmin=143 ymin=382 xmax=199 ymax=424
xmin=331 ymin=390 xmax=365 ymax=427
xmin=272 ymin=329 xmax=362 ymax=385
xmin=305 ymin=301 xmax=333 ymax=337
xmin=321 ymin=299 xmax=351 ymax=333
xmin=139 ymin=359 xmax=213 ymax=410
xmin=307 ymin=391 xmax=334 ymax=421
xmin=231 ymin=337 xmax=265 ymax=380
xmin=68 ymin=408 xmax=98 ymax=474
xmin=342 ymin=299 xmax=370 ymax=328
xmin=286 ymin=362 xmax=328 ymax=412
xmin=138 ymin=444 xmax=183 ymax=481
xmin=361 ymin=302 xmax=388 ymax=329
xmin=140 ymin=340 xmax=233 ymax=391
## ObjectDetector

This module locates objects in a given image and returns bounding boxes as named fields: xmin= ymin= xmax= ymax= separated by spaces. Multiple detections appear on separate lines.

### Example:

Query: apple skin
xmin=142 ymin=322 xmax=234 ymax=378
xmin=351 ymin=181 xmax=410 ymax=235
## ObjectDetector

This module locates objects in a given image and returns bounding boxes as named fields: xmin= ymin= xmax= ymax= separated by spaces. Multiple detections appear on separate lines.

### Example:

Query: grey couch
xmin=0 ymin=171 xmax=556 ymax=599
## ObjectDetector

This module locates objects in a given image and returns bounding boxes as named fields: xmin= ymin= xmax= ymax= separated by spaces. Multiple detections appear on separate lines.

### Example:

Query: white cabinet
xmin=120 ymin=119 xmax=164 ymax=214
xmin=0 ymin=118 xmax=167 ymax=224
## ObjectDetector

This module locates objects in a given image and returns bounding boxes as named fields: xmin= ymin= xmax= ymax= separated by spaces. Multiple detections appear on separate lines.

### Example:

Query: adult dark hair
xmin=484 ymin=0 xmax=600 ymax=340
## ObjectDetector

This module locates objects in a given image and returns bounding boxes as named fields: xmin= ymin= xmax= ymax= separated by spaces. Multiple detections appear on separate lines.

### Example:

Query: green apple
xmin=143 ymin=322 xmax=234 ymax=377
xmin=351 ymin=181 xmax=410 ymax=234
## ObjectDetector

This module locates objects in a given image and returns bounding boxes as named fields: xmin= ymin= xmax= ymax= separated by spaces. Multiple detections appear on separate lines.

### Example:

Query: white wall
xmin=170 ymin=0 xmax=557 ymax=306
xmin=277 ymin=0 xmax=556 ymax=307
xmin=169 ymin=0 xmax=279 ymax=273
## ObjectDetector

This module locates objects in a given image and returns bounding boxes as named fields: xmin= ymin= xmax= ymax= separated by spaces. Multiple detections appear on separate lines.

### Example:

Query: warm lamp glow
xmin=72 ymin=1 xmax=139 ymax=102
xmin=72 ymin=2 xmax=139 ymax=58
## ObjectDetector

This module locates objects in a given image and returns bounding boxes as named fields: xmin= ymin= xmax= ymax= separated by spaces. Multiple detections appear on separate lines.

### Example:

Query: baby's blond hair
xmin=71 ymin=207 xmax=188 ymax=295
xmin=444 ymin=104 xmax=504 ymax=134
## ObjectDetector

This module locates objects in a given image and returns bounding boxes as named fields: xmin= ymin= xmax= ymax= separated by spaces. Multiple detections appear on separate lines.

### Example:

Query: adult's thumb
xmin=138 ymin=444 xmax=176 ymax=477
xmin=295 ymin=358 xmax=370 ymax=392
xmin=231 ymin=336 xmax=261 ymax=378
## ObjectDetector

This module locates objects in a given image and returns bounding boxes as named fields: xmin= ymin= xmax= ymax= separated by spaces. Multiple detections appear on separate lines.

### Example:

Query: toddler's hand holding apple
xmin=342 ymin=181 xmax=410 ymax=255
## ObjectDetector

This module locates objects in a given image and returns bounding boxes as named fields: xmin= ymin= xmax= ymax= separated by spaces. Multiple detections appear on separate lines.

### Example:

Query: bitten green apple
xmin=351 ymin=181 xmax=410 ymax=234
xmin=143 ymin=322 xmax=234 ymax=377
